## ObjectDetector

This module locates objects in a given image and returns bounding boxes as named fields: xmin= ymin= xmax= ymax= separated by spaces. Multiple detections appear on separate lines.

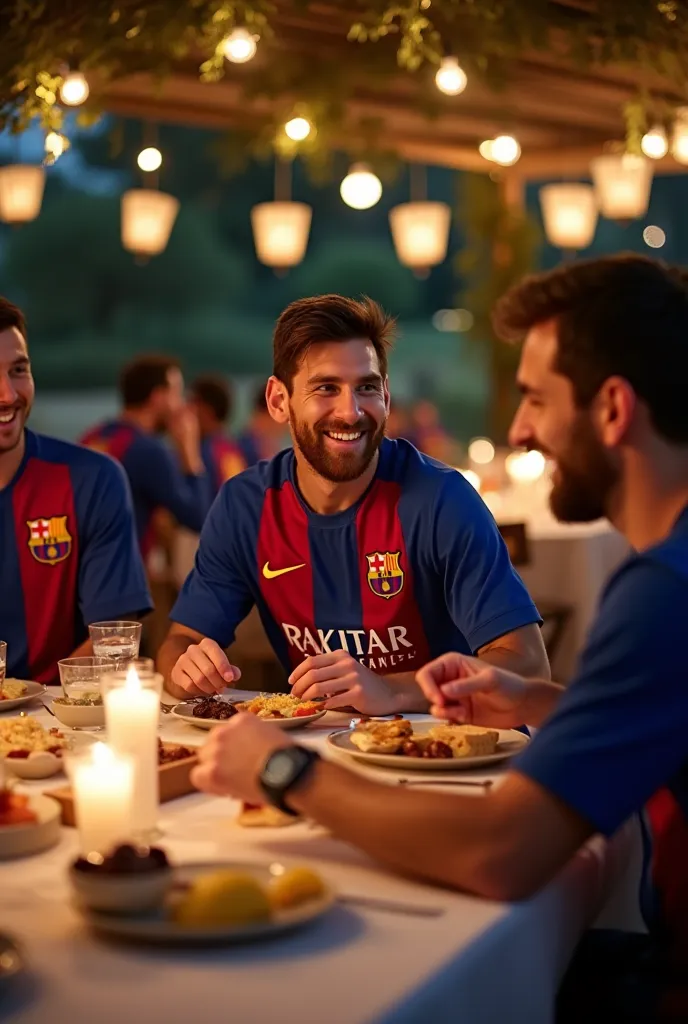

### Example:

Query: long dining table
xmin=0 ymin=691 xmax=644 ymax=1024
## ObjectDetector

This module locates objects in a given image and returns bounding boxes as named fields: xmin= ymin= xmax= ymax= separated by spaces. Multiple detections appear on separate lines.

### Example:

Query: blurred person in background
xmin=411 ymin=398 xmax=459 ymax=464
xmin=0 ymin=297 xmax=151 ymax=684
xmin=80 ymin=355 xmax=212 ymax=561
xmin=189 ymin=375 xmax=246 ymax=497
xmin=385 ymin=399 xmax=417 ymax=445
xmin=237 ymin=385 xmax=288 ymax=467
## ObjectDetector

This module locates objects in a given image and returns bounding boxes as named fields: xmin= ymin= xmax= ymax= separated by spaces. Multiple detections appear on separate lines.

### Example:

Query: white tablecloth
xmin=0 ymin=693 xmax=643 ymax=1024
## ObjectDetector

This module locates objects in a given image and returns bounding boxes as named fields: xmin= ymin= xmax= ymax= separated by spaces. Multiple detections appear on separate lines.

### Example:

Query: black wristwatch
xmin=259 ymin=746 xmax=320 ymax=815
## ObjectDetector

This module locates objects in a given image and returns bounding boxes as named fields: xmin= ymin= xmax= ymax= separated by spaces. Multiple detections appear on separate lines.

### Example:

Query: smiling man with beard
xmin=159 ymin=294 xmax=547 ymax=708
xmin=0 ymin=297 xmax=152 ymax=684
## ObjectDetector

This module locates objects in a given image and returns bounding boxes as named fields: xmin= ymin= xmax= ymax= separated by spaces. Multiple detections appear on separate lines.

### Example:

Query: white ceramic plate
xmin=0 ymin=680 xmax=45 ymax=713
xmin=3 ymin=750 xmax=63 ymax=780
xmin=80 ymin=860 xmax=335 ymax=946
xmin=172 ymin=700 xmax=327 ymax=731
xmin=51 ymin=701 xmax=105 ymax=731
xmin=0 ymin=794 xmax=61 ymax=860
xmin=327 ymin=723 xmax=530 ymax=771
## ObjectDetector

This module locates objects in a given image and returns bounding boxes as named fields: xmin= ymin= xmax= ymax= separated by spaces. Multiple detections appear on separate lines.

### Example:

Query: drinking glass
xmin=57 ymin=657 xmax=110 ymax=730
xmin=0 ymin=641 xmax=6 ymax=686
xmin=89 ymin=621 xmax=142 ymax=668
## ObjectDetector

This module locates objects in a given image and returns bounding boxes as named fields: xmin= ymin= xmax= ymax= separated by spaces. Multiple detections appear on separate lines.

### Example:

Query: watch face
xmin=263 ymin=748 xmax=301 ymax=788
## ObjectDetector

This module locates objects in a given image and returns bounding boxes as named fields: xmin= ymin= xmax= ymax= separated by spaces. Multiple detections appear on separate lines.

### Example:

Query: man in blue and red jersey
xmin=0 ymin=297 xmax=152 ymax=685
xmin=192 ymin=257 xmax=688 ymax=1022
xmin=189 ymin=375 xmax=246 ymax=497
xmin=159 ymin=294 xmax=548 ymax=710
xmin=80 ymin=355 xmax=212 ymax=562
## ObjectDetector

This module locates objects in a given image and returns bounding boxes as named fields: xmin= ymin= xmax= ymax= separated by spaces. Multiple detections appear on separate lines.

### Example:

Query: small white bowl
xmin=51 ymin=701 xmax=105 ymax=730
xmin=69 ymin=865 xmax=172 ymax=915
xmin=3 ymin=750 xmax=63 ymax=780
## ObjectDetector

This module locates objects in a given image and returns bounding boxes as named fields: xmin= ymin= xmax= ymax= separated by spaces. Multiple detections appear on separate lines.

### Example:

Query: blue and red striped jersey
xmin=200 ymin=433 xmax=246 ymax=498
xmin=516 ymin=505 xmax=688 ymax=973
xmin=0 ymin=430 xmax=152 ymax=684
xmin=172 ymin=438 xmax=540 ymax=675
xmin=80 ymin=419 xmax=212 ymax=555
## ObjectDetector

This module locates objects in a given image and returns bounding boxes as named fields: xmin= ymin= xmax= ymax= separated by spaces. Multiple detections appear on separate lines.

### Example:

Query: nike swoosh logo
xmin=262 ymin=561 xmax=306 ymax=580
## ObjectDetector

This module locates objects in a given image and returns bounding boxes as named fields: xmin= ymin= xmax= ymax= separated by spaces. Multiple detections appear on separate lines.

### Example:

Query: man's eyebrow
xmin=306 ymin=372 xmax=383 ymax=385
xmin=11 ymin=355 xmax=30 ymax=367
xmin=517 ymin=380 xmax=540 ymax=396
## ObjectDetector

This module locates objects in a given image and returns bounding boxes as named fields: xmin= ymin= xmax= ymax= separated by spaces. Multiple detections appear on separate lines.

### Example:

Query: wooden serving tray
xmin=51 ymin=749 xmax=199 ymax=828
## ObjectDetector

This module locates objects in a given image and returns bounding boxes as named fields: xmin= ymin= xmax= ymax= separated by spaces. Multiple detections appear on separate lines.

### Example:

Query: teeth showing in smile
xmin=326 ymin=431 xmax=362 ymax=442
xmin=0 ymin=410 xmax=16 ymax=424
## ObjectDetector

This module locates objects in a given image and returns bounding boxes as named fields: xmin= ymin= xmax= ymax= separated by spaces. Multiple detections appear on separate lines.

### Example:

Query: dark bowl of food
xmin=70 ymin=843 xmax=172 ymax=914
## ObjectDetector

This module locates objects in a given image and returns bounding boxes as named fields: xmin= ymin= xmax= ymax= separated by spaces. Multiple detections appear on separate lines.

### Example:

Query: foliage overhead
xmin=1 ymin=1 xmax=688 ymax=161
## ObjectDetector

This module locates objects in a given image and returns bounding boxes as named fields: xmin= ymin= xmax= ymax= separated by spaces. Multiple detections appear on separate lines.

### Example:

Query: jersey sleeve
xmin=433 ymin=472 xmax=541 ymax=651
xmin=515 ymin=558 xmax=688 ymax=836
xmin=77 ymin=458 xmax=153 ymax=623
xmin=126 ymin=437 xmax=213 ymax=533
xmin=170 ymin=485 xmax=254 ymax=648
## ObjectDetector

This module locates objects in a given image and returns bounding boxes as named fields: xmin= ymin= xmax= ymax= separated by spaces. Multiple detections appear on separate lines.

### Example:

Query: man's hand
xmin=168 ymin=405 xmax=203 ymax=475
xmin=191 ymin=713 xmax=293 ymax=803
xmin=416 ymin=652 xmax=532 ymax=728
xmin=170 ymin=636 xmax=242 ymax=697
xmin=289 ymin=651 xmax=400 ymax=715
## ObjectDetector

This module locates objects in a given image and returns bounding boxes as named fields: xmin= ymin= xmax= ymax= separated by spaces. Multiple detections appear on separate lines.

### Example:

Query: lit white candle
xmin=104 ymin=665 xmax=161 ymax=836
xmin=70 ymin=742 xmax=134 ymax=856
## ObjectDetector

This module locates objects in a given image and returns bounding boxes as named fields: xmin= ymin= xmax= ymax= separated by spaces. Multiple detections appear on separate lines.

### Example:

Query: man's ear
xmin=266 ymin=376 xmax=290 ymax=425
xmin=595 ymin=376 xmax=636 ymax=448
xmin=383 ymin=376 xmax=391 ymax=413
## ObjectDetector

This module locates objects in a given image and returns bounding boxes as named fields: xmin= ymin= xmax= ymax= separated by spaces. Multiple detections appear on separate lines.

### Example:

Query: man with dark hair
xmin=159 ymin=293 xmax=547 ymax=707
xmin=0 ymin=297 xmax=151 ymax=684
xmin=189 ymin=257 xmax=688 ymax=1021
xmin=236 ymin=384 xmax=286 ymax=467
xmin=81 ymin=354 xmax=212 ymax=560
xmin=189 ymin=375 xmax=246 ymax=497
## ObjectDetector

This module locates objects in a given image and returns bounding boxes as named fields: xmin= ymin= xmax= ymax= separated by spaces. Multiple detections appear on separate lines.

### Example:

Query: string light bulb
xmin=45 ymin=132 xmax=67 ymax=160
xmin=490 ymin=135 xmax=521 ymax=166
xmin=641 ymin=126 xmax=669 ymax=160
xmin=221 ymin=27 xmax=258 ymax=63
xmin=284 ymin=117 xmax=312 ymax=142
xmin=137 ymin=147 xmax=162 ymax=172
xmin=59 ymin=71 xmax=89 ymax=106
xmin=435 ymin=57 xmax=467 ymax=96
xmin=340 ymin=163 xmax=382 ymax=210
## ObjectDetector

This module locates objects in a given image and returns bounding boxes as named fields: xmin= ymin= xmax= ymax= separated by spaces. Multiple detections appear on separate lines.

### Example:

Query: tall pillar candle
xmin=68 ymin=742 xmax=134 ymax=856
xmin=103 ymin=666 xmax=162 ymax=836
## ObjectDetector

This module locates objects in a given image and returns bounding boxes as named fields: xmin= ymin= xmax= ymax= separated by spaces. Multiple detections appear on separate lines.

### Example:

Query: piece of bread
xmin=427 ymin=724 xmax=499 ymax=758
xmin=350 ymin=719 xmax=412 ymax=754
xmin=236 ymin=803 xmax=298 ymax=828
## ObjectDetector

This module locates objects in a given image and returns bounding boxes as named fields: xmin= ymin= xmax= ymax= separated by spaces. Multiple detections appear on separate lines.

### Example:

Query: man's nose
xmin=333 ymin=387 xmax=361 ymax=422
xmin=0 ymin=372 xmax=17 ymax=406
xmin=508 ymin=402 xmax=532 ymax=450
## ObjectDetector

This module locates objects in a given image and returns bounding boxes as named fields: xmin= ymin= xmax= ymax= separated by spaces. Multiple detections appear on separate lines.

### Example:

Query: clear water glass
xmin=89 ymin=621 xmax=142 ymax=668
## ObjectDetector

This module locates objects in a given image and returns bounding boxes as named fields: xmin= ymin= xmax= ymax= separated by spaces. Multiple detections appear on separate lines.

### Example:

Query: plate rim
xmin=80 ymin=858 xmax=335 ymax=944
xmin=171 ymin=701 xmax=327 ymax=729
xmin=327 ymin=723 xmax=529 ymax=770
xmin=0 ymin=680 xmax=46 ymax=712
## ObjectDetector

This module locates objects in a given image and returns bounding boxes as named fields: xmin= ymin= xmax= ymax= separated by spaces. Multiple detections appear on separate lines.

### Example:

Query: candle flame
xmin=92 ymin=741 xmax=114 ymax=766
xmin=125 ymin=664 xmax=141 ymax=691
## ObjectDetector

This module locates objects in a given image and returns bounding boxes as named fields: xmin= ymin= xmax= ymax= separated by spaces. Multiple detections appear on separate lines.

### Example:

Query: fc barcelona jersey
xmin=200 ymin=433 xmax=246 ymax=497
xmin=80 ymin=419 xmax=213 ymax=554
xmin=0 ymin=430 xmax=152 ymax=684
xmin=172 ymin=438 xmax=540 ymax=676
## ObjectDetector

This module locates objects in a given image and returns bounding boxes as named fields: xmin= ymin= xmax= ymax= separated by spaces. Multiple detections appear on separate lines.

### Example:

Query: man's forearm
xmin=479 ymin=633 xmax=551 ymax=681
xmin=157 ymin=634 xmax=195 ymax=698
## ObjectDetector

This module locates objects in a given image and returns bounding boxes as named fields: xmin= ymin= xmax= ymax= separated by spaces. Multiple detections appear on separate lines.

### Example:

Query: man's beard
xmin=290 ymin=410 xmax=386 ymax=483
xmin=0 ymin=402 xmax=28 ymax=454
xmin=548 ymin=414 xmax=618 ymax=523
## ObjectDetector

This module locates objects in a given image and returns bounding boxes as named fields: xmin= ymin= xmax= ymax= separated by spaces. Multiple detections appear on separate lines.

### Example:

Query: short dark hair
xmin=0 ymin=297 xmax=26 ymax=339
xmin=273 ymin=294 xmax=395 ymax=390
xmin=191 ymin=375 xmax=232 ymax=423
xmin=119 ymin=354 xmax=181 ymax=408
xmin=492 ymin=254 xmax=688 ymax=444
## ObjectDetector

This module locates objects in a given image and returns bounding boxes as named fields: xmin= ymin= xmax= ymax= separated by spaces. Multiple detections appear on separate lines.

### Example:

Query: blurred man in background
xmin=237 ymin=385 xmax=288 ymax=467
xmin=80 ymin=355 xmax=212 ymax=561
xmin=189 ymin=375 xmax=246 ymax=498
xmin=0 ymin=297 xmax=151 ymax=684
xmin=411 ymin=398 xmax=459 ymax=464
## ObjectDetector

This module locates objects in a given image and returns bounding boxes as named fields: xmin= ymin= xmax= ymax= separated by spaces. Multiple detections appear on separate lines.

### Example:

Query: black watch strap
xmin=259 ymin=746 xmax=320 ymax=815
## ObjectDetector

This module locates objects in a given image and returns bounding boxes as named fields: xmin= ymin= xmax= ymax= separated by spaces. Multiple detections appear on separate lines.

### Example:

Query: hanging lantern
xmin=672 ymin=108 xmax=688 ymax=165
xmin=340 ymin=164 xmax=382 ymax=210
xmin=121 ymin=189 xmax=179 ymax=257
xmin=641 ymin=126 xmax=669 ymax=160
xmin=389 ymin=201 xmax=451 ymax=271
xmin=590 ymin=154 xmax=653 ymax=221
xmin=539 ymin=183 xmax=598 ymax=250
xmin=0 ymin=165 xmax=45 ymax=224
xmin=251 ymin=202 xmax=312 ymax=268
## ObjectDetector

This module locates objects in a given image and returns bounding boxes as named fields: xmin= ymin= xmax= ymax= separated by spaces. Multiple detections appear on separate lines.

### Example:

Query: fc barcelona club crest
xmin=26 ymin=516 xmax=72 ymax=565
xmin=366 ymin=551 xmax=404 ymax=600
